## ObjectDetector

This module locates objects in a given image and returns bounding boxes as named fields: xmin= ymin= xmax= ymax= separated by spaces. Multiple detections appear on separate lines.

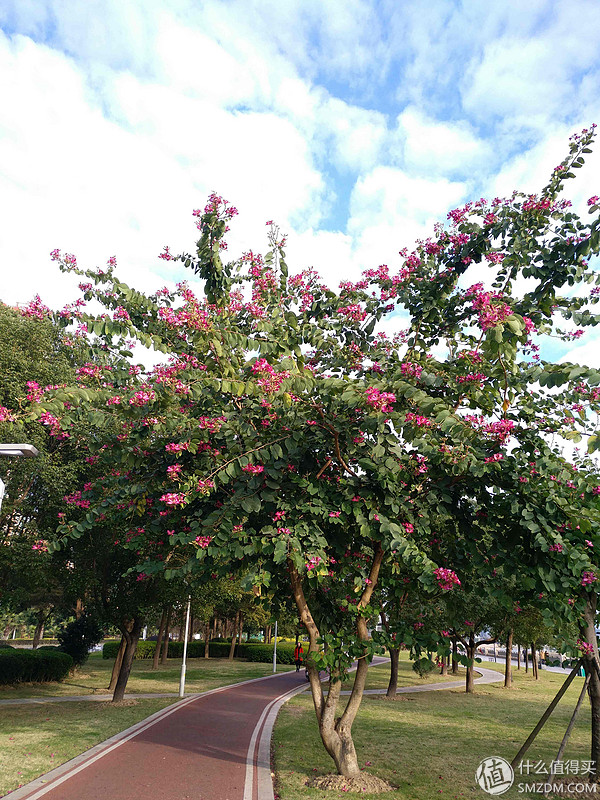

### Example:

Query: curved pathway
xmin=6 ymin=664 xmax=502 ymax=800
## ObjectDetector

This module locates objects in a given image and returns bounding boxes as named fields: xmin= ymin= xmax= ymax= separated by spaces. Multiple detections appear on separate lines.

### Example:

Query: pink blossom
xmin=167 ymin=464 xmax=182 ymax=479
xmin=549 ymin=543 xmax=563 ymax=552
xmin=329 ymin=511 xmax=341 ymax=517
xmin=160 ymin=492 xmax=186 ymax=506
xmin=306 ymin=555 xmax=322 ymax=572
xmin=433 ymin=567 xmax=461 ymax=591
xmin=113 ymin=306 xmax=130 ymax=321
xmin=581 ymin=571 xmax=596 ymax=586
xmin=578 ymin=639 xmax=594 ymax=655
xmin=195 ymin=535 xmax=212 ymax=549
xmin=365 ymin=386 xmax=396 ymax=413
xmin=196 ymin=479 xmax=214 ymax=494
xmin=588 ymin=196 xmax=599 ymax=206
xmin=0 ymin=406 xmax=16 ymax=422
xmin=242 ymin=464 xmax=264 ymax=474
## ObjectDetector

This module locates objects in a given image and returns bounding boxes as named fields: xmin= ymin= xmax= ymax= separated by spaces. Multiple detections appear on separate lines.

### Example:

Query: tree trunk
xmin=452 ymin=637 xmax=459 ymax=674
xmin=288 ymin=545 xmax=384 ymax=778
xmin=112 ymin=618 xmax=143 ymax=702
xmin=517 ymin=643 xmax=521 ymax=670
xmin=160 ymin=607 xmax=172 ymax=665
xmin=75 ymin=598 xmax=83 ymax=620
xmin=504 ymin=629 xmax=513 ymax=688
xmin=108 ymin=634 xmax=127 ymax=691
xmin=204 ymin=622 xmax=211 ymax=658
xmin=237 ymin=613 xmax=244 ymax=647
xmin=228 ymin=611 xmax=239 ymax=660
xmin=531 ymin=643 xmax=539 ymax=680
xmin=465 ymin=635 xmax=475 ymax=694
xmin=386 ymin=647 xmax=400 ymax=699
xmin=440 ymin=654 xmax=448 ymax=676
xmin=152 ymin=608 xmax=168 ymax=670
xmin=580 ymin=593 xmax=600 ymax=780
xmin=525 ymin=646 xmax=528 ymax=673
xmin=266 ymin=624 xmax=271 ymax=644
xmin=32 ymin=608 xmax=51 ymax=649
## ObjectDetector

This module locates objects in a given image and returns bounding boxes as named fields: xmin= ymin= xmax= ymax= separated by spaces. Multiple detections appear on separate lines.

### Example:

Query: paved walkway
xmin=6 ymin=664 xmax=502 ymax=800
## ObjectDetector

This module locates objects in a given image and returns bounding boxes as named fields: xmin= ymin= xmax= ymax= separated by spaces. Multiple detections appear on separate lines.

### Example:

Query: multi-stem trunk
xmin=504 ymin=629 xmax=513 ymax=688
xmin=152 ymin=608 xmax=168 ymax=670
xmin=112 ymin=617 xmax=143 ymax=702
xmin=580 ymin=593 xmax=600 ymax=779
xmin=288 ymin=544 xmax=384 ymax=778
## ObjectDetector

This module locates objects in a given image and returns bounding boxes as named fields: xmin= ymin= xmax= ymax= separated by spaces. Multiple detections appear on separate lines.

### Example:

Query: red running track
xmin=11 ymin=670 xmax=307 ymax=800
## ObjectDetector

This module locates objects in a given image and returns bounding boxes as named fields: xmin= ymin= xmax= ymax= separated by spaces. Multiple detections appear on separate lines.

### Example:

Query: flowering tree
xmin=7 ymin=129 xmax=600 ymax=778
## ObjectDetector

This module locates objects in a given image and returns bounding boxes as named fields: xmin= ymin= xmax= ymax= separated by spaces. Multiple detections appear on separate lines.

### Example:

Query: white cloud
xmin=391 ymin=106 xmax=491 ymax=177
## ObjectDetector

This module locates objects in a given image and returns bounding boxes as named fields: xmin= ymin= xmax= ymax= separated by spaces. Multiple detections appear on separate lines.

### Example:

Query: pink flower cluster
xmin=160 ymin=493 xmax=186 ymax=506
xmin=337 ymin=304 xmax=367 ymax=322
xmin=549 ymin=543 xmax=563 ymax=552
xmin=306 ymin=555 xmax=322 ymax=572
xmin=195 ymin=535 xmax=212 ymax=548
xmin=578 ymin=639 xmax=594 ymax=655
xmin=19 ymin=295 xmax=51 ymax=320
xmin=63 ymin=490 xmax=90 ymax=508
xmin=404 ymin=412 xmax=433 ymax=427
xmin=484 ymin=453 xmax=503 ymax=463
xmin=129 ymin=389 xmax=156 ymax=406
xmin=434 ymin=567 xmax=461 ymax=591
xmin=466 ymin=284 xmax=512 ymax=331
xmin=113 ymin=306 xmax=130 ymax=321
xmin=251 ymin=359 xmax=290 ymax=393
xmin=400 ymin=362 xmax=422 ymax=379
xmin=456 ymin=373 xmax=485 ymax=384
xmin=581 ymin=571 xmax=596 ymax=586
xmin=166 ymin=442 xmax=189 ymax=453
xmin=32 ymin=540 xmax=48 ymax=552
xmin=196 ymin=479 xmax=214 ymax=494
xmin=198 ymin=416 xmax=226 ymax=433
xmin=167 ymin=464 xmax=182 ymax=480
xmin=365 ymin=386 xmax=396 ymax=413
xmin=242 ymin=464 xmax=264 ymax=474
xmin=158 ymin=300 xmax=211 ymax=332
xmin=0 ymin=406 xmax=16 ymax=422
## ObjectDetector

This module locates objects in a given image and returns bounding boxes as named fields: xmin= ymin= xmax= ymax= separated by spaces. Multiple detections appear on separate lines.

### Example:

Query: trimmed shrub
xmin=0 ymin=649 xmax=73 ymax=684
xmin=102 ymin=639 xmax=296 ymax=663
xmin=57 ymin=616 xmax=104 ymax=667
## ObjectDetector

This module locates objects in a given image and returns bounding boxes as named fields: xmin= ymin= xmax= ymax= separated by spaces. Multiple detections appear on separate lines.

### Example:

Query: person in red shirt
xmin=294 ymin=642 xmax=304 ymax=672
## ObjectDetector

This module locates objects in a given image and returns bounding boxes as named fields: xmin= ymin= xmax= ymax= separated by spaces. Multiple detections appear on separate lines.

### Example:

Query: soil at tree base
xmin=308 ymin=773 xmax=394 ymax=793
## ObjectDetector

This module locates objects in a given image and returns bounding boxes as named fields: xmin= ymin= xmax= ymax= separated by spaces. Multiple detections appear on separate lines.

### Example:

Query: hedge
xmin=0 ymin=649 xmax=73 ymax=684
xmin=102 ymin=639 xmax=297 ymax=663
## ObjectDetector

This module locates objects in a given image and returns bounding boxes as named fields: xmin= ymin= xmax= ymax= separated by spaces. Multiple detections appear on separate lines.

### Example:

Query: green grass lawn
xmin=341 ymin=657 xmax=466 ymax=691
xmin=0 ymin=651 xmax=294 ymax=699
xmin=274 ymin=656 xmax=593 ymax=800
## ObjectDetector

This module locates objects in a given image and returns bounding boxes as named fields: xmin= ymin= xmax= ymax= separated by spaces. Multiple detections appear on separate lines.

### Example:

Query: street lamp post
xmin=0 ymin=444 xmax=39 ymax=512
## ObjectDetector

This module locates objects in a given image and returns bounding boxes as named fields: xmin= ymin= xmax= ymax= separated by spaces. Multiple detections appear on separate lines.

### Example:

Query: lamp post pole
xmin=272 ymin=620 xmax=278 ymax=673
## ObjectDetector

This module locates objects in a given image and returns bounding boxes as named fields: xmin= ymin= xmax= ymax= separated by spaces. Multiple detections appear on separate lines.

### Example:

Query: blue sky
xmin=0 ymin=0 xmax=599 ymax=365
